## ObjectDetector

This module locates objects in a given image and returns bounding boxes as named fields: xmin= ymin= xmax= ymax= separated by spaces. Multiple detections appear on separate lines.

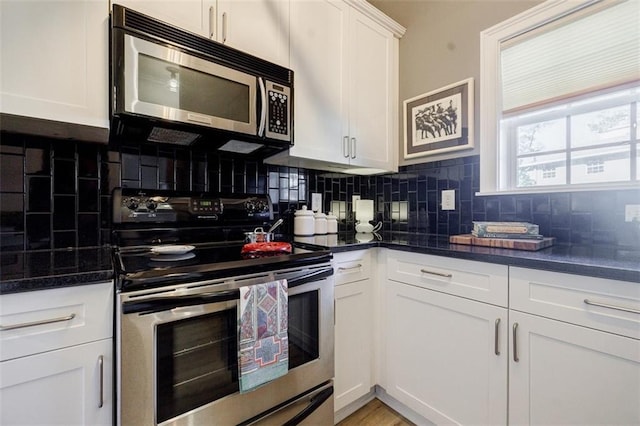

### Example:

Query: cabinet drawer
xmin=510 ymin=267 xmax=640 ymax=339
xmin=387 ymin=251 xmax=508 ymax=307
xmin=333 ymin=250 xmax=371 ymax=286
xmin=0 ymin=282 xmax=113 ymax=361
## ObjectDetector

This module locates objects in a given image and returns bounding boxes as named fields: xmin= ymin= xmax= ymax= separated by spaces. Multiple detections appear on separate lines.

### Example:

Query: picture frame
xmin=403 ymin=78 xmax=474 ymax=159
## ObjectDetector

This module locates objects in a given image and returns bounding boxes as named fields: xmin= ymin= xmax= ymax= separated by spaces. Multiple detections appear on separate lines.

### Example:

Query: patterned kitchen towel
xmin=239 ymin=279 xmax=289 ymax=393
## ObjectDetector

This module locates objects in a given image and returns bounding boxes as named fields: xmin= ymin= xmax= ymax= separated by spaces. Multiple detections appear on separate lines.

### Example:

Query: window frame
xmin=479 ymin=0 xmax=639 ymax=195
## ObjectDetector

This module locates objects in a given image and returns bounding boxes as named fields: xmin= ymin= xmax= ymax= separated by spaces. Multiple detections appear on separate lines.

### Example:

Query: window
xmin=480 ymin=0 xmax=640 ymax=194
xmin=542 ymin=167 xmax=556 ymax=179
xmin=586 ymin=160 xmax=604 ymax=175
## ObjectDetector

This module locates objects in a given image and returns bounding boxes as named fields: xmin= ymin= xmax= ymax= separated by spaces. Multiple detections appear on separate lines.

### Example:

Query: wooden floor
xmin=337 ymin=398 xmax=414 ymax=426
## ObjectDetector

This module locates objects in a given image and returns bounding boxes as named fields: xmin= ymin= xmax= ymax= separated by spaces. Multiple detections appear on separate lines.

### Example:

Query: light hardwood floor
xmin=337 ymin=398 xmax=414 ymax=426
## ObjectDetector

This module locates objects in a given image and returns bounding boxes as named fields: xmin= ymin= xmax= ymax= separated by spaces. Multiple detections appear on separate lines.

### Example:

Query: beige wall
xmin=369 ymin=0 xmax=542 ymax=166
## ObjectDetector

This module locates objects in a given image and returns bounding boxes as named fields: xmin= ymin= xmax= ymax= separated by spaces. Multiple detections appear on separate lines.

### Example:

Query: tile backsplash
xmin=1 ymin=133 xmax=639 ymax=251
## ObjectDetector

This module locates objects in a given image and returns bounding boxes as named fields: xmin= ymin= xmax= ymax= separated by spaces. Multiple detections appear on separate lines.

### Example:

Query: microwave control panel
xmin=265 ymin=81 xmax=291 ymax=142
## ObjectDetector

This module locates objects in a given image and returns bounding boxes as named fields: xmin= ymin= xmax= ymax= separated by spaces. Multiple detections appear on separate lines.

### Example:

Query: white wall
xmin=368 ymin=0 xmax=542 ymax=166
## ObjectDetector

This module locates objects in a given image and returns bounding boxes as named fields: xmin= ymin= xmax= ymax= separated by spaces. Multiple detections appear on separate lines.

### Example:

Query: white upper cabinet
xmin=266 ymin=0 xmax=404 ymax=175
xmin=0 ymin=0 xmax=109 ymax=139
xmin=216 ymin=0 xmax=290 ymax=67
xmin=286 ymin=0 xmax=349 ymax=166
xmin=112 ymin=0 xmax=216 ymax=37
xmin=346 ymin=9 xmax=396 ymax=170
xmin=113 ymin=0 xmax=290 ymax=67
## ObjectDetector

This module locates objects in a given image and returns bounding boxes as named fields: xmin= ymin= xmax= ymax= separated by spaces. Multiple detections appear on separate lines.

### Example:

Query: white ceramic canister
xmin=314 ymin=212 xmax=327 ymax=235
xmin=294 ymin=205 xmax=315 ymax=236
xmin=326 ymin=212 xmax=338 ymax=234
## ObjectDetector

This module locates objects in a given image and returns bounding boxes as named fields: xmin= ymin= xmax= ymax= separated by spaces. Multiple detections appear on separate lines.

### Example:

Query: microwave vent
xmin=147 ymin=127 xmax=200 ymax=145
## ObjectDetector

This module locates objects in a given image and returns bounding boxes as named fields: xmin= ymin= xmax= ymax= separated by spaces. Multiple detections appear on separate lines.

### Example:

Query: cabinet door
xmin=0 ymin=339 xmax=113 ymax=426
xmin=347 ymin=9 xmax=396 ymax=170
xmin=0 ymin=0 xmax=109 ymax=129
xmin=289 ymin=0 xmax=349 ymax=165
xmin=509 ymin=311 xmax=640 ymax=425
xmin=113 ymin=0 xmax=213 ymax=37
xmin=217 ymin=0 xmax=289 ymax=67
xmin=385 ymin=281 xmax=508 ymax=425
xmin=335 ymin=279 xmax=373 ymax=411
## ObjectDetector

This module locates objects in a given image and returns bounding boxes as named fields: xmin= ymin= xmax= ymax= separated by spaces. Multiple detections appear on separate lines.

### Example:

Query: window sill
xmin=476 ymin=181 xmax=640 ymax=196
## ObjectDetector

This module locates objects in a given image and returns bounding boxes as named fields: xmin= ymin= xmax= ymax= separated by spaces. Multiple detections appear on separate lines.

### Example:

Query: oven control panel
xmin=189 ymin=199 xmax=222 ymax=215
xmin=112 ymin=188 xmax=272 ymax=224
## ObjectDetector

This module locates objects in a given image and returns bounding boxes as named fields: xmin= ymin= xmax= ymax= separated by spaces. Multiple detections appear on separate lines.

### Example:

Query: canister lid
xmin=314 ymin=212 xmax=327 ymax=219
xmin=326 ymin=212 xmax=338 ymax=220
xmin=295 ymin=205 xmax=314 ymax=216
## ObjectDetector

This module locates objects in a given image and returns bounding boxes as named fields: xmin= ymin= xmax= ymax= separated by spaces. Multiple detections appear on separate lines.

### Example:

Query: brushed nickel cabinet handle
xmin=512 ymin=322 xmax=519 ymax=362
xmin=584 ymin=299 xmax=640 ymax=315
xmin=351 ymin=137 xmax=356 ymax=159
xmin=98 ymin=355 xmax=104 ymax=408
xmin=222 ymin=12 xmax=227 ymax=43
xmin=0 ymin=313 xmax=76 ymax=331
xmin=420 ymin=268 xmax=453 ymax=278
xmin=338 ymin=264 xmax=362 ymax=272
xmin=343 ymin=136 xmax=349 ymax=158
xmin=494 ymin=318 xmax=501 ymax=356
xmin=208 ymin=6 xmax=216 ymax=39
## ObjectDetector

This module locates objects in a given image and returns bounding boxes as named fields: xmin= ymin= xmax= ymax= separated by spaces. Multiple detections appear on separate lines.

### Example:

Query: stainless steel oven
xmin=117 ymin=265 xmax=334 ymax=426
xmin=112 ymin=188 xmax=334 ymax=426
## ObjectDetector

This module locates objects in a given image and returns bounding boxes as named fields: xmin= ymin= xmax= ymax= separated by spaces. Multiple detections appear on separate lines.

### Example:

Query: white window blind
xmin=500 ymin=0 xmax=640 ymax=114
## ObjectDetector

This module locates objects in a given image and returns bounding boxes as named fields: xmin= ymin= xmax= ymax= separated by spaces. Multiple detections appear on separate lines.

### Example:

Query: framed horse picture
xmin=403 ymin=78 xmax=473 ymax=159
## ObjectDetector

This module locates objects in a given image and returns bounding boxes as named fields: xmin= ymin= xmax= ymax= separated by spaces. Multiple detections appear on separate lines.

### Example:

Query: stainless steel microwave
xmin=110 ymin=5 xmax=293 ymax=156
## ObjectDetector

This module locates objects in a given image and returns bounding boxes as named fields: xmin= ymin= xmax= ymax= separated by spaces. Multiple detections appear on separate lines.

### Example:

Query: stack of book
xmin=472 ymin=221 xmax=543 ymax=240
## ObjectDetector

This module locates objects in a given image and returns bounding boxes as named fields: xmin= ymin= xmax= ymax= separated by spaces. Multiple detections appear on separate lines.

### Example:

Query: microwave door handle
xmin=122 ymin=289 xmax=239 ymax=314
xmin=258 ymin=77 xmax=267 ymax=137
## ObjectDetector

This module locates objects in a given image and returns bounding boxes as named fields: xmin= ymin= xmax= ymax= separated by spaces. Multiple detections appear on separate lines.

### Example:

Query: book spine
xmin=474 ymin=223 xmax=539 ymax=235
xmin=472 ymin=232 xmax=543 ymax=239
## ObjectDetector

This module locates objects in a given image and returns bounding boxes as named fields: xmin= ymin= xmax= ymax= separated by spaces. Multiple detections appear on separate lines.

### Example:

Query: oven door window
xmin=154 ymin=287 xmax=320 ymax=422
xmin=156 ymin=309 xmax=238 ymax=423
xmin=288 ymin=290 xmax=319 ymax=369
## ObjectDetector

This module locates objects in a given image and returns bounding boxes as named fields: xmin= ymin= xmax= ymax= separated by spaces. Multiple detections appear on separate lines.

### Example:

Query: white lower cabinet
xmin=0 ymin=282 xmax=114 ymax=425
xmin=509 ymin=310 xmax=640 ymax=425
xmin=385 ymin=280 xmax=508 ymax=425
xmin=509 ymin=267 xmax=640 ymax=425
xmin=333 ymin=250 xmax=374 ymax=412
xmin=0 ymin=339 xmax=113 ymax=426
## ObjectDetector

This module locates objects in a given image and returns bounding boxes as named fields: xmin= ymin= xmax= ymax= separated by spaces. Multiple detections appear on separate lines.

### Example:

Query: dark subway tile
xmin=53 ymin=143 xmax=75 ymax=159
xmin=1 ymin=153 xmax=24 ymax=192
xmin=53 ymin=195 xmax=76 ymax=230
xmin=0 ymin=232 xmax=25 ymax=251
xmin=78 ymin=214 xmax=99 ymax=247
xmin=79 ymin=179 xmax=99 ymax=212
xmin=26 ymin=213 xmax=51 ymax=250
xmin=53 ymin=231 xmax=76 ymax=249
xmin=0 ymin=193 xmax=24 ymax=232
xmin=141 ymin=166 xmax=158 ymax=189
xmin=499 ymin=197 xmax=516 ymax=214
xmin=53 ymin=159 xmax=75 ymax=194
xmin=25 ymin=143 xmax=51 ymax=175
xmin=121 ymin=153 xmax=140 ymax=181
xmin=78 ymin=145 xmax=99 ymax=178
xmin=27 ymin=176 xmax=51 ymax=212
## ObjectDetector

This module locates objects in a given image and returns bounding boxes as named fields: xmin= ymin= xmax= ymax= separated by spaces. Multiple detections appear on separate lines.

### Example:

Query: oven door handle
xmin=122 ymin=290 xmax=239 ymax=314
xmin=284 ymin=267 xmax=334 ymax=289
xmin=282 ymin=385 xmax=334 ymax=426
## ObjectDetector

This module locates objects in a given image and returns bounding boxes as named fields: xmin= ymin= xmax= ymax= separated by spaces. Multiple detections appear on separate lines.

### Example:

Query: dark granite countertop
xmin=294 ymin=231 xmax=640 ymax=283
xmin=2 ymin=232 xmax=638 ymax=295
xmin=0 ymin=246 xmax=114 ymax=294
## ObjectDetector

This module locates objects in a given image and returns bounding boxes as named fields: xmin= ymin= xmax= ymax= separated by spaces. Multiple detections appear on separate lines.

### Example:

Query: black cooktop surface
xmin=114 ymin=241 xmax=332 ymax=291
